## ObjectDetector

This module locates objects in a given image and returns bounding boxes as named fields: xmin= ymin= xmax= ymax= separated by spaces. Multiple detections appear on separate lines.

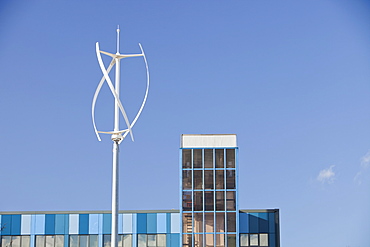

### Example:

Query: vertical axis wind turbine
xmin=92 ymin=27 xmax=150 ymax=247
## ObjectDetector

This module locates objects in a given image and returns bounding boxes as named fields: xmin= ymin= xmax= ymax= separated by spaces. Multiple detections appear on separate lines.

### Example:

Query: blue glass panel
xmin=55 ymin=215 xmax=65 ymax=234
xmin=2 ymin=215 xmax=12 ymax=235
xmin=269 ymin=233 xmax=276 ymax=247
xmin=170 ymin=234 xmax=180 ymax=247
xmin=238 ymin=213 xmax=249 ymax=233
xmin=157 ymin=214 xmax=166 ymax=233
xmin=248 ymin=213 xmax=258 ymax=233
xmin=166 ymin=213 xmax=171 ymax=234
xmin=146 ymin=214 xmax=157 ymax=234
xmin=136 ymin=213 xmax=147 ymax=234
xmin=79 ymin=214 xmax=89 ymax=234
xmin=35 ymin=215 xmax=45 ymax=234
xmin=268 ymin=213 xmax=275 ymax=233
xmin=258 ymin=213 xmax=268 ymax=233
xmin=89 ymin=214 xmax=99 ymax=234
xmin=103 ymin=214 xmax=111 ymax=234
xmin=11 ymin=215 xmax=21 ymax=235
xmin=64 ymin=214 xmax=69 ymax=234
xmin=166 ymin=234 xmax=171 ymax=247
xmin=45 ymin=214 xmax=55 ymax=235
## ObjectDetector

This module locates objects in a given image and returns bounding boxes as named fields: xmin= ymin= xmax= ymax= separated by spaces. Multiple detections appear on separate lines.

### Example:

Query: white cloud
xmin=317 ymin=165 xmax=335 ymax=184
xmin=354 ymin=150 xmax=370 ymax=185
xmin=360 ymin=150 xmax=370 ymax=168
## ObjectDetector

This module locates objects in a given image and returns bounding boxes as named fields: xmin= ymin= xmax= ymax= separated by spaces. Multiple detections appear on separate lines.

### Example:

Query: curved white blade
xmin=122 ymin=43 xmax=150 ymax=140
xmin=95 ymin=42 xmax=134 ymax=141
xmin=92 ymin=52 xmax=116 ymax=141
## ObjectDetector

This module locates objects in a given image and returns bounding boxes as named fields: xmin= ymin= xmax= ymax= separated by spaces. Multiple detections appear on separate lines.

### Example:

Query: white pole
xmin=111 ymin=27 xmax=121 ymax=247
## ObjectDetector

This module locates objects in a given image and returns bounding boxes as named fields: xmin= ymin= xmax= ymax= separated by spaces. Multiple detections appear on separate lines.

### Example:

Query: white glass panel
xmin=70 ymin=236 xmax=78 ymax=247
xmin=2 ymin=236 xmax=12 ymax=247
xmin=21 ymin=236 xmax=31 ymax=247
xmin=55 ymin=236 xmax=64 ymax=247
xmin=157 ymin=235 xmax=166 ymax=247
xmin=137 ymin=235 xmax=146 ymax=247
xmin=12 ymin=236 xmax=21 ymax=247
xmin=249 ymin=234 xmax=258 ymax=246
xmin=89 ymin=236 xmax=98 ymax=247
xmin=45 ymin=236 xmax=54 ymax=247
xmin=147 ymin=235 xmax=156 ymax=247
xmin=260 ymin=234 xmax=268 ymax=246
xmin=240 ymin=234 xmax=248 ymax=247
xmin=103 ymin=235 xmax=110 ymax=247
xmin=80 ymin=236 xmax=88 ymax=247
xmin=122 ymin=235 xmax=132 ymax=247
xmin=36 ymin=236 xmax=45 ymax=247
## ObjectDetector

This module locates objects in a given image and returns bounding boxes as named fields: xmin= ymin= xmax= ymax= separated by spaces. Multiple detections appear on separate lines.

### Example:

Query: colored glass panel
xmin=204 ymin=149 xmax=213 ymax=168
xmin=182 ymin=150 xmax=192 ymax=168
xmin=193 ymin=170 xmax=203 ymax=190
xmin=182 ymin=171 xmax=192 ymax=190
xmin=215 ymin=149 xmax=224 ymax=168
xmin=193 ymin=149 xmax=202 ymax=168
xmin=204 ymin=171 xmax=213 ymax=190
xmin=193 ymin=192 xmax=203 ymax=211
xmin=226 ymin=149 xmax=235 ymax=168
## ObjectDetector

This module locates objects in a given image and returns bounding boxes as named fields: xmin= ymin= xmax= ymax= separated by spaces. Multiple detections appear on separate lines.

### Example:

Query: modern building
xmin=0 ymin=135 xmax=280 ymax=247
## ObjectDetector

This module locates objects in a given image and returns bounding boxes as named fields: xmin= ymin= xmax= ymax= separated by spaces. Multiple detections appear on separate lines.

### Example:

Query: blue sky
xmin=0 ymin=1 xmax=369 ymax=246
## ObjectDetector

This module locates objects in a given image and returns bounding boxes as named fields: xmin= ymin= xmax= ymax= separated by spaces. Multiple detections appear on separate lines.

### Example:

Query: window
xmin=259 ymin=234 xmax=268 ymax=247
xmin=249 ymin=234 xmax=258 ymax=246
xmin=182 ymin=170 xmax=192 ymax=190
xmin=138 ymin=235 xmax=166 ymax=247
xmin=104 ymin=235 xmax=131 ymax=247
xmin=182 ymin=149 xmax=192 ymax=168
xmin=1 ymin=236 xmax=30 ymax=247
xmin=36 ymin=236 xmax=64 ymax=247
xmin=215 ymin=149 xmax=224 ymax=168
xmin=240 ymin=234 xmax=249 ymax=247
xmin=226 ymin=149 xmax=235 ymax=168
xmin=182 ymin=191 xmax=192 ymax=211
xmin=193 ymin=149 xmax=202 ymax=168
xmin=182 ymin=213 xmax=192 ymax=233
xmin=193 ymin=170 xmax=203 ymax=190
xmin=204 ymin=149 xmax=213 ymax=168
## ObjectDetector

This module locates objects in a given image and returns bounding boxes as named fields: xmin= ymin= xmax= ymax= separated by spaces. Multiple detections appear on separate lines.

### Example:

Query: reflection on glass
xmin=226 ymin=191 xmax=236 ymax=211
xmin=12 ymin=236 xmax=21 ymax=247
xmin=194 ymin=234 xmax=203 ymax=247
xmin=215 ymin=213 xmax=225 ymax=232
xmin=45 ymin=236 xmax=54 ymax=247
xmin=183 ymin=235 xmax=192 ymax=247
xmin=216 ymin=234 xmax=225 ymax=247
xmin=89 ymin=236 xmax=98 ymax=247
xmin=36 ymin=236 xmax=45 ymax=247
xmin=250 ymin=234 xmax=258 ymax=246
xmin=182 ymin=149 xmax=192 ymax=168
xmin=183 ymin=191 xmax=192 ymax=211
xmin=157 ymin=235 xmax=166 ymax=247
xmin=240 ymin=234 xmax=248 ymax=247
xmin=226 ymin=149 xmax=235 ymax=168
xmin=205 ymin=213 xmax=214 ymax=233
xmin=205 ymin=234 xmax=213 ymax=247
xmin=182 ymin=213 xmax=192 ymax=233
xmin=2 ymin=236 xmax=11 ymax=247
xmin=69 ymin=236 xmax=78 ymax=247
xmin=227 ymin=213 xmax=236 ymax=232
xmin=80 ymin=236 xmax=88 ymax=247
xmin=194 ymin=170 xmax=203 ymax=190
xmin=259 ymin=234 xmax=268 ymax=246
xmin=215 ymin=170 xmax=224 ymax=189
xmin=194 ymin=213 xmax=203 ymax=233
xmin=204 ymin=191 xmax=214 ymax=211
xmin=215 ymin=149 xmax=224 ymax=168
xmin=193 ymin=149 xmax=202 ymax=168
xmin=182 ymin=170 xmax=192 ymax=190
xmin=216 ymin=191 xmax=225 ymax=211
xmin=137 ymin=235 xmax=146 ymax=247
xmin=226 ymin=170 xmax=235 ymax=189
xmin=194 ymin=191 xmax=203 ymax=211
xmin=204 ymin=149 xmax=213 ymax=168
xmin=122 ymin=235 xmax=132 ymax=247
xmin=22 ymin=236 xmax=31 ymax=247
xmin=227 ymin=235 xmax=236 ymax=247
xmin=204 ymin=171 xmax=214 ymax=190
xmin=147 ymin=235 xmax=156 ymax=247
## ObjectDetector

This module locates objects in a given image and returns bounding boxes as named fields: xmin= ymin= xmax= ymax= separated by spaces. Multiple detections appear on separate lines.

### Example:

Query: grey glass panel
xmin=182 ymin=170 xmax=192 ymax=190
xmin=182 ymin=149 xmax=192 ymax=168
xmin=36 ymin=236 xmax=45 ymax=247
xmin=122 ymin=235 xmax=131 ymax=247
xmin=55 ymin=236 xmax=64 ymax=247
xmin=240 ymin=234 xmax=249 ymax=247
xmin=226 ymin=149 xmax=235 ymax=168
xmin=193 ymin=170 xmax=203 ymax=190
xmin=194 ymin=191 xmax=203 ymax=211
xmin=103 ymin=235 xmax=110 ymax=247
xmin=183 ymin=191 xmax=192 ymax=211
xmin=80 ymin=236 xmax=88 ymax=247
xmin=205 ymin=213 xmax=214 ymax=233
xmin=205 ymin=234 xmax=213 ymax=247
xmin=249 ymin=234 xmax=258 ymax=246
xmin=12 ymin=236 xmax=21 ymax=247
xmin=118 ymin=235 xmax=123 ymax=247
xmin=204 ymin=149 xmax=213 ymax=168
xmin=226 ymin=170 xmax=235 ymax=189
xmin=182 ymin=214 xmax=192 ymax=233
xmin=2 ymin=236 xmax=11 ymax=247
xmin=193 ymin=149 xmax=202 ymax=168
xmin=21 ymin=236 xmax=31 ymax=247
xmin=89 ymin=236 xmax=98 ymax=247
xmin=260 ymin=234 xmax=268 ymax=246
xmin=215 ymin=213 xmax=225 ymax=232
xmin=226 ymin=191 xmax=236 ymax=211
xmin=147 ymin=235 xmax=156 ymax=247
xmin=204 ymin=191 xmax=214 ymax=211
xmin=216 ymin=191 xmax=225 ymax=211
xmin=182 ymin=235 xmax=192 ymax=247
xmin=193 ymin=213 xmax=203 ymax=233
xmin=227 ymin=235 xmax=236 ymax=247
xmin=157 ymin=235 xmax=166 ymax=247
xmin=204 ymin=170 xmax=214 ymax=190
xmin=215 ymin=170 xmax=224 ymax=189
xmin=216 ymin=234 xmax=225 ymax=247
xmin=227 ymin=213 xmax=236 ymax=232
xmin=215 ymin=149 xmax=224 ymax=168
xmin=137 ymin=235 xmax=146 ymax=247
xmin=194 ymin=234 xmax=202 ymax=247
xmin=45 ymin=236 xmax=54 ymax=247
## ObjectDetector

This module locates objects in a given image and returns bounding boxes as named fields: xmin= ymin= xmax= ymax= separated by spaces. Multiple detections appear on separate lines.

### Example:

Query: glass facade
xmin=181 ymin=147 xmax=238 ymax=247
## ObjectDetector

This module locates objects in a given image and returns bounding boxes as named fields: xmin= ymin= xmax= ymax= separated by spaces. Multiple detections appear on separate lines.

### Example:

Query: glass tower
xmin=180 ymin=134 xmax=238 ymax=247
